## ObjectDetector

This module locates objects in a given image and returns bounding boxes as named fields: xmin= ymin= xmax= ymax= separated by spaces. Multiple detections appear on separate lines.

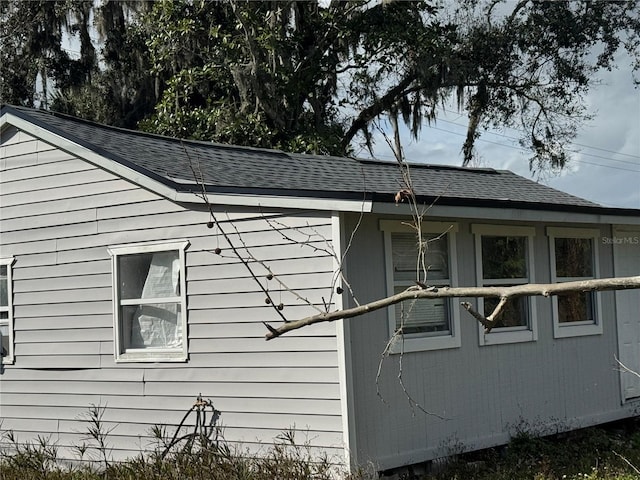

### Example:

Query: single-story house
xmin=1 ymin=104 xmax=639 ymax=472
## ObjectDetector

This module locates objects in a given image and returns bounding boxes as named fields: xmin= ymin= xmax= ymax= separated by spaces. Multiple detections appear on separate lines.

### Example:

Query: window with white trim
xmin=381 ymin=220 xmax=461 ymax=352
xmin=547 ymin=227 xmax=602 ymax=338
xmin=0 ymin=257 xmax=15 ymax=364
xmin=108 ymin=241 xmax=189 ymax=362
xmin=473 ymin=225 xmax=537 ymax=345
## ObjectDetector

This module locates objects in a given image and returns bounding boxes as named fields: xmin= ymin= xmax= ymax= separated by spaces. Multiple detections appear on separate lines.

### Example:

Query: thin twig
xmin=461 ymin=296 xmax=509 ymax=333
xmin=615 ymin=356 xmax=640 ymax=379
xmin=613 ymin=450 xmax=640 ymax=476
xmin=187 ymin=151 xmax=289 ymax=322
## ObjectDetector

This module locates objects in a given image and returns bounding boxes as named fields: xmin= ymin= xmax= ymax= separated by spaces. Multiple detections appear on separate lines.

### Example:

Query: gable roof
xmin=1 ymin=104 xmax=637 ymax=217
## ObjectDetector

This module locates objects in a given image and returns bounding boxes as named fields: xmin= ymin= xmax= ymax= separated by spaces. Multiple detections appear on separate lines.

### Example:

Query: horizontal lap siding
xmin=0 ymin=128 xmax=344 ymax=463
xmin=344 ymin=214 xmax=627 ymax=471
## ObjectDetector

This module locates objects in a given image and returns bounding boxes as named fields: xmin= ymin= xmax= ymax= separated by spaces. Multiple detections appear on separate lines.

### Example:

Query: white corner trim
xmin=332 ymin=212 xmax=357 ymax=469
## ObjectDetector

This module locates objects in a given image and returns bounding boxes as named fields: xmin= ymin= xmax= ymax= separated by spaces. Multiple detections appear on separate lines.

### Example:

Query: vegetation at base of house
xmin=419 ymin=417 xmax=640 ymax=480
xmin=1 ymin=416 xmax=640 ymax=480
xmin=0 ymin=429 xmax=352 ymax=480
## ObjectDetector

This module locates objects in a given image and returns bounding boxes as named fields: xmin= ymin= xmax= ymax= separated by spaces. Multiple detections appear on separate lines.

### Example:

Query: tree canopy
xmin=2 ymin=0 xmax=638 ymax=170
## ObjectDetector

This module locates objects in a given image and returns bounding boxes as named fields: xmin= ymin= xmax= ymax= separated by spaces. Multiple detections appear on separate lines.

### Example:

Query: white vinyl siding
xmin=472 ymin=224 xmax=538 ymax=345
xmin=0 ymin=127 xmax=344 ymax=463
xmin=347 ymin=215 xmax=630 ymax=471
xmin=547 ymin=227 xmax=602 ymax=338
xmin=381 ymin=220 xmax=461 ymax=352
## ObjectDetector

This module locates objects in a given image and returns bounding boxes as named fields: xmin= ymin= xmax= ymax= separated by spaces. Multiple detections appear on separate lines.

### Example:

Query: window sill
xmin=553 ymin=322 xmax=603 ymax=339
xmin=115 ymin=350 xmax=188 ymax=363
xmin=389 ymin=333 xmax=461 ymax=353
xmin=479 ymin=328 xmax=537 ymax=346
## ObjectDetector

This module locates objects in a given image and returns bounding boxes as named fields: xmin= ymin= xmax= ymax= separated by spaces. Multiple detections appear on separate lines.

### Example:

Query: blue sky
xmin=359 ymin=52 xmax=640 ymax=209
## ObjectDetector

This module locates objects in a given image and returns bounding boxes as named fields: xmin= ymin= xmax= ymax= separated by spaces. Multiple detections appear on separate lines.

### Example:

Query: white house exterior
xmin=1 ymin=105 xmax=639 ymax=472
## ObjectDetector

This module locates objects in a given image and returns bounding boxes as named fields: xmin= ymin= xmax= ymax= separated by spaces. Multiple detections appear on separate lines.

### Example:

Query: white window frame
xmin=547 ymin=227 xmax=602 ymax=338
xmin=108 ymin=240 xmax=189 ymax=363
xmin=381 ymin=220 xmax=461 ymax=353
xmin=472 ymin=224 xmax=538 ymax=346
xmin=0 ymin=257 xmax=16 ymax=365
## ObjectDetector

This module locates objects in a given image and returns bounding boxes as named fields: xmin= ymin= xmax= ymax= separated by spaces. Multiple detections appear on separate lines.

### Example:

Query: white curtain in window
xmin=132 ymin=252 xmax=181 ymax=348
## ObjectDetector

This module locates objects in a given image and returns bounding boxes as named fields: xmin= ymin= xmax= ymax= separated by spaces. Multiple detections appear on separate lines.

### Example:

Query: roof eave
xmin=371 ymin=195 xmax=640 ymax=225
xmin=2 ymin=105 xmax=638 ymax=220
xmin=1 ymin=108 xmax=373 ymax=213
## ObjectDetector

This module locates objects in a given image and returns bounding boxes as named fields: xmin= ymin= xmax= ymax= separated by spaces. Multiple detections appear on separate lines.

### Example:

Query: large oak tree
xmin=2 ymin=0 xmax=639 ymax=170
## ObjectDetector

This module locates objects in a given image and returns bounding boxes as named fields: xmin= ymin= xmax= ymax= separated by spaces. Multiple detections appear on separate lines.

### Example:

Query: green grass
xmin=1 ymin=416 xmax=639 ymax=479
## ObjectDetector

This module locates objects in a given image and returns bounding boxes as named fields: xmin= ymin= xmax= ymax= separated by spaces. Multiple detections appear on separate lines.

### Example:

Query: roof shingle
xmin=0 ymin=105 xmax=616 ymax=211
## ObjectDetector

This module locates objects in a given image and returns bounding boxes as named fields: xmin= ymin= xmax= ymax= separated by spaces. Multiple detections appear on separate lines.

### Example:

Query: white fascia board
xmin=173 ymin=191 xmax=372 ymax=212
xmin=371 ymin=202 xmax=640 ymax=225
xmin=597 ymin=215 xmax=640 ymax=226
xmin=2 ymin=111 xmax=180 ymax=200
xmin=1 ymin=112 xmax=373 ymax=213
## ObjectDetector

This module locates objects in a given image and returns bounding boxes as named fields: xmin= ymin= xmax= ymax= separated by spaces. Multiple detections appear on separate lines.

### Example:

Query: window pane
xmin=119 ymin=251 xmax=180 ymax=300
xmin=392 ymin=232 xmax=449 ymax=282
xmin=555 ymin=238 xmax=593 ymax=277
xmin=484 ymin=297 xmax=529 ymax=328
xmin=481 ymin=236 xmax=527 ymax=279
xmin=0 ymin=324 xmax=8 ymax=357
xmin=558 ymin=292 xmax=594 ymax=323
xmin=0 ymin=265 xmax=7 ymax=307
xmin=121 ymin=303 xmax=182 ymax=350
xmin=394 ymin=287 xmax=450 ymax=335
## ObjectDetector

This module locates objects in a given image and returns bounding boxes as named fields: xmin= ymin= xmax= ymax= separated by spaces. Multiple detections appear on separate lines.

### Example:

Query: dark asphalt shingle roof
xmin=1 ymin=104 xmax=630 ymax=214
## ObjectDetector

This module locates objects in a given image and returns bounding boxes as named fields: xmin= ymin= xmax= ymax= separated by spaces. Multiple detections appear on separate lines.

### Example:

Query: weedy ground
xmin=1 ymin=416 xmax=639 ymax=479
xmin=416 ymin=417 xmax=640 ymax=480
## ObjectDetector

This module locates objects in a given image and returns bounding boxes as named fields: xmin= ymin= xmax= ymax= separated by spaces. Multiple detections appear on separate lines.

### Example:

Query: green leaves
xmin=4 ymin=0 xmax=638 ymax=172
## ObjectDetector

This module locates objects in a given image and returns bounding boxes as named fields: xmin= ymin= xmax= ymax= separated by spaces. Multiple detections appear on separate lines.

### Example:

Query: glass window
xmin=557 ymin=292 xmax=594 ymax=323
xmin=547 ymin=228 xmax=602 ymax=338
xmin=0 ymin=258 xmax=15 ymax=364
xmin=108 ymin=241 xmax=189 ymax=362
xmin=391 ymin=232 xmax=451 ymax=335
xmin=381 ymin=220 xmax=461 ymax=353
xmin=472 ymin=225 xmax=537 ymax=345
xmin=554 ymin=237 xmax=593 ymax=278
xmin=481 ymin=236 xmax=528 ymax=280
xmin=484 ymin=296 xmax=529 ymax=329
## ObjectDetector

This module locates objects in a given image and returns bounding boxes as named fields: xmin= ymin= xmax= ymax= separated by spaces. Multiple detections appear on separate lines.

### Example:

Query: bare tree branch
xmin=265 ymin=276 xmax=640 ymax=339
xmin=461 ymin=296 xmax=508 ymax=333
